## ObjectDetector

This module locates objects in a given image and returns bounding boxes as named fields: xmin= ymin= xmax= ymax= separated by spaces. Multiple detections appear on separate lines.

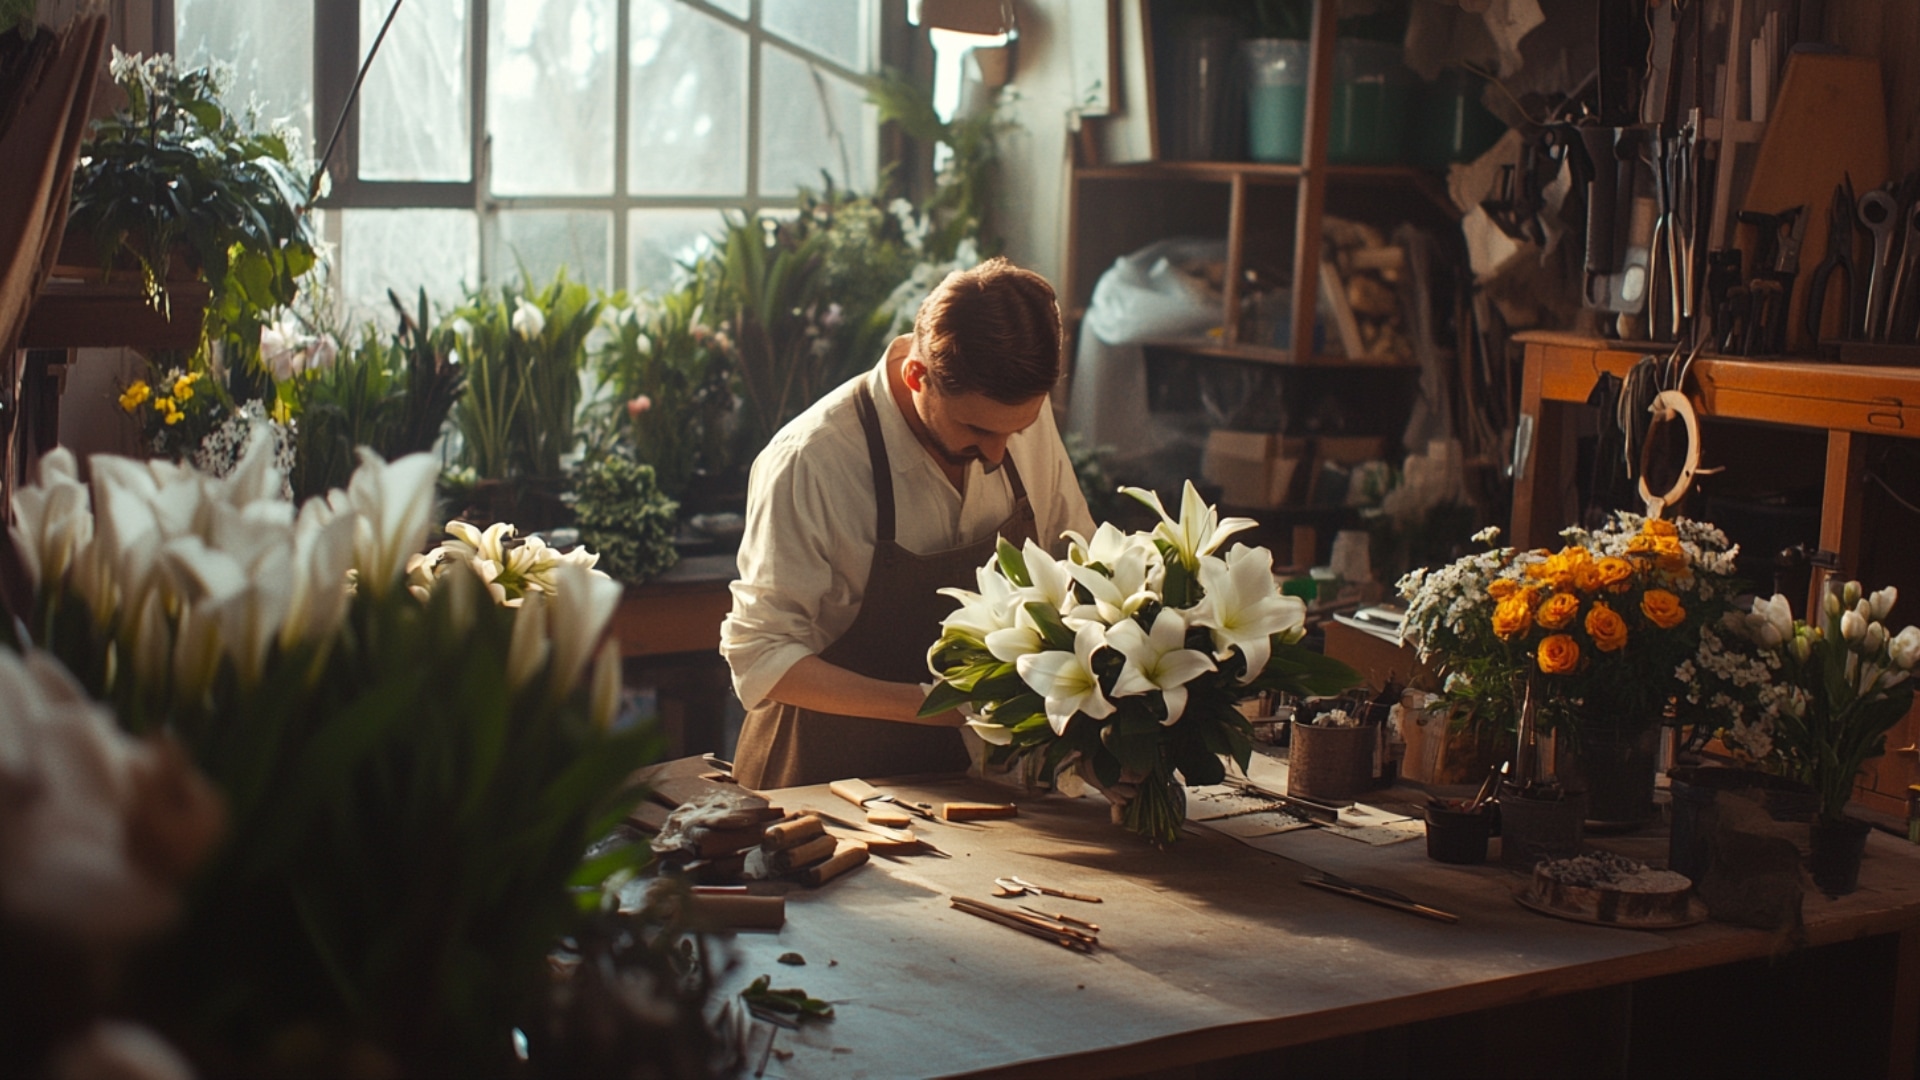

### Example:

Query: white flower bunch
xmin=406 ymin=520 xmax=604 ymax=607
xmin=192 ymin=399 xmax=295 ymax=491
xmin=9 ymin=431 xmax=622 ymax=719
xmin=932 ymin=481 xmax=1305 ymax=740
xmin=258 ymin=314 xmax=338 ymax=382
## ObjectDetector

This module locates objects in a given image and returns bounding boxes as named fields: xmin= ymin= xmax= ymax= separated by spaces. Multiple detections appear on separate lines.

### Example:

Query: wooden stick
xmin=949 ymin=897 xmax=1094 ymax=951
xmin=952 ymin=897 xmax=1098 ymax=948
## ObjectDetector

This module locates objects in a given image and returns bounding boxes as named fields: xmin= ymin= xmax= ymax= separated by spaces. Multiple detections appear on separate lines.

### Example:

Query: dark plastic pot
xmin=1809 ymin=815 xmax=1872 ymax=896
xmin=1668 ymin=766 xmax=1820 ymax=882
xmin=1425 ymin=801 xmax=1493 ymax=865
xmin=1496 ymin=785 xmax=1586 ymax=869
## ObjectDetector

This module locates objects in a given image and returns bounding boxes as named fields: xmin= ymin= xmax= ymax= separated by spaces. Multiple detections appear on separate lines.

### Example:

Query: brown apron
xmin=731 ymin=381 xmax=1040 ymax=790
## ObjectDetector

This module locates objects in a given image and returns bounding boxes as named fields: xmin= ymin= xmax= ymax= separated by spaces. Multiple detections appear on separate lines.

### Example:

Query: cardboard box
xmin=1202 ymin=432 xmax=1310 ymax=508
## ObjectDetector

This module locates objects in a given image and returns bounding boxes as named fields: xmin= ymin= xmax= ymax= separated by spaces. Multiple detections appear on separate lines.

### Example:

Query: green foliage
xmin=594 ymin=282 xmax=736 ymax=500
xmin=570 ymin=454 xmax=681 ymax=585
xmin=290 ymin=290 xmax=463 ymax=502
xmin=866 ymin=67 xmax=1010 ymax=263
xmin=0 ymin=0 xmax=36 ymax=36
xmin=68 ymin=51 xmax=319 ymax=371
xmin=451 ymin=269 xmax=603 ymax=483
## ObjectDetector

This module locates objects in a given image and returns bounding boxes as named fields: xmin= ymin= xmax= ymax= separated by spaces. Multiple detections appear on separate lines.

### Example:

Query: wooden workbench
xmin=715 ymin=772 xmax=1920 ymax=1078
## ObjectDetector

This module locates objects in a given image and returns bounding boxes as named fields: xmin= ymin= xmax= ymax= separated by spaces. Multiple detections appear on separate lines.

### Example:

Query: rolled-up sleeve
xmin=720 ymin=431 xmax=860 ymax=709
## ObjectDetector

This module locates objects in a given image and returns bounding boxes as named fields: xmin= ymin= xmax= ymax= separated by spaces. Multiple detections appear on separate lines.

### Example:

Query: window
xmin=168 ymin=0 xmax=881 ymax=323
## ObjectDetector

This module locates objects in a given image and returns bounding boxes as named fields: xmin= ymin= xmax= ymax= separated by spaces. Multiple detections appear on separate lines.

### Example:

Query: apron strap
xmin=854 ymin=381 xmax=897 ymax=545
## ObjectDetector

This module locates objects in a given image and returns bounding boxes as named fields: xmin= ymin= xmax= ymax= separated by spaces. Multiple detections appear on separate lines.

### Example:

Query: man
xmin=722 ymin=258 xmax=1095 ymax=789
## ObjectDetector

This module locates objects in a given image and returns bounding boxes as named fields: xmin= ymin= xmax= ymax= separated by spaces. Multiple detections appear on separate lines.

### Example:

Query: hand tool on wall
xmin=1860 ymin=187 xmax=1899 ymax=339
xmin=1803 ymin=178 xmax=1858 ymax=345
xmin=1884 ymin=197 xmax=1920 ymax=342
xmin=1728 ymin=206 xmax=1803 ymax=356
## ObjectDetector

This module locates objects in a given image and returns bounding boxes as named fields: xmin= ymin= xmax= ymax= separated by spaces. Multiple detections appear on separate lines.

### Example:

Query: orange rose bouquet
xmin=1397 ymin=514 xmax=1743 ymax=745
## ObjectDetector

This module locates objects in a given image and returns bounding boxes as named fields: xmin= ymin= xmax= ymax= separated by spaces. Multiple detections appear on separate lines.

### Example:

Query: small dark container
xmin=1425 ymin=800 xmax=1493 ymax=865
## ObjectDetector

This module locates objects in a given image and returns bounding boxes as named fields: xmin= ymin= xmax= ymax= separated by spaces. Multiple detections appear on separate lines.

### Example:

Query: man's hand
xmin=768 ymin=656 xmax=968 ymax=726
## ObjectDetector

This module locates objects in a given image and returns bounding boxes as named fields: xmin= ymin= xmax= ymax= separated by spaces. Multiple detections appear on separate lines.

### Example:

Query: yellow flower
xmin=1536 ymin=591 xmax=1580 ymax=630
xmin=1586 ymin=601 xmax=1628 ymax=652
xmin=1595 ymin=556 xmax=1634 ymax=593
xmin=1643 ymin=518 xmax=1678 ymax=538
xmin=164 ymin=409 xmax=184 ymax=426
xmin=1489 ymin=578 xmax=1520 ymax=600
xmin=174 ymin=379 xmax=194 ymax=403
xmin=1651 ymin=534 xmax=1687 ymax=572
xmin=1492 ymin=595 xmax=1534 ymax=640
xmin=118 ymin=381 xmax=151 ymax=412
xmin=1537 ymin=633 xmax=1581 ymax=674
xmin=1641 ymin=588 xmax=1686 ymax=628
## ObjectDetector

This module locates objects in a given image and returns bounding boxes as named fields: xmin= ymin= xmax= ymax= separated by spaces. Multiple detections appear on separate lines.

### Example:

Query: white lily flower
xmin=336 ymin=450 xmax=439 ymax=599
xmin=1064 ymin=544 xmax=1156 ymax=625
xmin=1121 ymin=480 xmax=1256 ymax=569
xmin=545 ymin=562 xmax=623 ymax=699
xmin=936 ymin=564 xmax=1023 ymax=642
xmin=1064 ymin=521 xmax=1139 ymax=568
xmin=1191 ymin=544 xmax=1305 ymax=683
xmin=1020 ymin=539 xmax=1078 ymax=613
xmin=1016 ymin=622 xmax=1116 ymax=734
xmin=1890 ymin=626 xmax=1920 ymax=670
xmin=260 ymin=317 xmax=302 ymax=382
xmin=1105 ymin=609 xmax=1216 ymax=724
xmin=589 ymin=638 xmax=623 ymax=732
xmin=985 ymin=610 xmax=1047 ymax=663
xmin=506 ymin=587 xmax=552 ymax=692
xmin=9 ymin=447 xmax=93 ymax=588
xmin=512 ymin=297 xmax=546 ymax=340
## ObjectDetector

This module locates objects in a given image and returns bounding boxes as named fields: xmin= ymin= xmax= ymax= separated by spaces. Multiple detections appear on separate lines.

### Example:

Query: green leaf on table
xmin=742 ymin=974 xmax=835 ymax=1021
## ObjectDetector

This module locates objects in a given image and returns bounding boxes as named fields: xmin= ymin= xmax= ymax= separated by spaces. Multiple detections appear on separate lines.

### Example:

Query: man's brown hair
xmin=912 ymin=257 xmax=1063 ymax=404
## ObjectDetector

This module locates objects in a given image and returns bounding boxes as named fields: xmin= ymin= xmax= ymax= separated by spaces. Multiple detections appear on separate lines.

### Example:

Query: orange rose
xmin=1585 ymin=601 xmax=1629 ymax=652
xmin=1651 ymin=534 xmax=1687 ymax=572
xmin=1643 ymin=518 xmax=1678 ymax=538
xmin=1536 ymin=591 xmax=1581 ymax=630
xmin=1572 ymin=559 xmax=1605 ymax=593
xmin=1641 ymin=588 xmax=1686 ymax=628
xmin=1492 ymin=595 xmax=1534 ymax=640
xmin=1595 ymin=556 xmax=1634 ymax=593
xmin=1537 ymin=633 xmax=1581 ymax=674
xmin=1489 ymin=578 xmax=1520 ymax=600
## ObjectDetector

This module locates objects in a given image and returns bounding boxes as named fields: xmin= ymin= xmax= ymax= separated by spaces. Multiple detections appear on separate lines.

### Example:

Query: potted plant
xmin=1701 ymin=582 xmax=1920 ymax=894
xmin=1397 ymin=515 xmax=1744 ymax=828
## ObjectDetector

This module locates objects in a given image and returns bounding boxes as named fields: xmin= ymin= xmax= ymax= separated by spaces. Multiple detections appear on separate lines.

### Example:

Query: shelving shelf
xmin=1139 ymin=338 xmax=1416 ymax=369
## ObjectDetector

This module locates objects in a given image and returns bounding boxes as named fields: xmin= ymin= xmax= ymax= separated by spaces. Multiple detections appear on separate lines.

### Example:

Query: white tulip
xmin=1016 ymin=622 xmax=1116 ymax=734
xmin=1190 ymin=544 xmax=1305 ymax=683
xmin=8 ymin=447 xmax=93 ymax=588
xmin=1104 ymin=609 xmax=1217 ymax=724
xmin=1843 ymin=581 xmax=1863 ymax=607
xmin=1749 ymin=594 xmax=1794 ymax=649
xmin=1865 ymin=621 xmax=1888 ymax=657
xmin=1842 ymin=609 xmax=1867 ymax=642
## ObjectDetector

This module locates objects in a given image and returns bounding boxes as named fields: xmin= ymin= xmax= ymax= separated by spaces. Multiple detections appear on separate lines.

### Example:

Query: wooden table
xmin=714 ymin=773 xmax=1920 ymax=1078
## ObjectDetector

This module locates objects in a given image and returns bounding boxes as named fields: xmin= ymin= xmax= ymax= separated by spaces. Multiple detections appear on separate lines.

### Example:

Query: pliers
xmin=1804 ymin=177 xmax=1858 ymax=344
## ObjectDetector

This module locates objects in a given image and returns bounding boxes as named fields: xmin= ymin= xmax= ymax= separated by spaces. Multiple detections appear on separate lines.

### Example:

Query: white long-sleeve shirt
xmin=721 ymin=348 xmax=1095 ymax=709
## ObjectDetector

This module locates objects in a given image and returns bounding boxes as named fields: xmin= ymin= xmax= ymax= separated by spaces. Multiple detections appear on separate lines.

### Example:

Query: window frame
xmin=156 ymin=0 xmax=907 ymax=294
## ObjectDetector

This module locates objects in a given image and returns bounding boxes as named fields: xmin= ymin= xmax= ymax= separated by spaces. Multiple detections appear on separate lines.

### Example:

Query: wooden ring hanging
xmin=1638 ymin=390 xmax=1701 ymax=519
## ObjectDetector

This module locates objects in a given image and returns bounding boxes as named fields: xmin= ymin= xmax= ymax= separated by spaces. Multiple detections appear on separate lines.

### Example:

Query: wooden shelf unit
xmin=1512 ymin=332 xmax=1920 ymax=816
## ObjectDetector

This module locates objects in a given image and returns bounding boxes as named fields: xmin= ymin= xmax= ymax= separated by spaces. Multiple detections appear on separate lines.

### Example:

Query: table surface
xmin=711 ymin=771 xmax=1920 ymax=1079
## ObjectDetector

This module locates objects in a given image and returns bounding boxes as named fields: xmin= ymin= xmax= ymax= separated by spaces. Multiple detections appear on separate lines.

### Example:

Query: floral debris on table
xmin=924 ymin=481 xmax=1359 ymax=845
xmin=1397 ymin=515 xmax=1743 ymax=754
xmin=1693 ymin=581 xmax=1920 ymax=825
xmin=4 ymin=434 xmax=722 ymax=1077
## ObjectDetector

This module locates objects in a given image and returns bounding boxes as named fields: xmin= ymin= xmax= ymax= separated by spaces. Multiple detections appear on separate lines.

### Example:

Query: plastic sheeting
xmin=1065 ymin=237 xmax=1224 ymax=468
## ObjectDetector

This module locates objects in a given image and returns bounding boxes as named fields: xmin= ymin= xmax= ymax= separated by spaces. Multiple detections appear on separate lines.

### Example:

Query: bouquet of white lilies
xmin=924 ymin=482 xmax=1357 ymax=844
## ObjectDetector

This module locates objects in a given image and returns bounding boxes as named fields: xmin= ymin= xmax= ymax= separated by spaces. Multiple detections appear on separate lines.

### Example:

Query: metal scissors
xmin=1803 ymin=176 xmax=1858 ymax=344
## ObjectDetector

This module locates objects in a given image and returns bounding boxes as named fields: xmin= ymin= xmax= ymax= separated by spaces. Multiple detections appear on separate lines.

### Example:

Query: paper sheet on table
xmin=1195 ymin=754 xmax=1424 ymax=847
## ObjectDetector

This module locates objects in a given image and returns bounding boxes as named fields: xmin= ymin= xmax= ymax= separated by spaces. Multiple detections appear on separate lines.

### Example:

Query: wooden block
xmin=797 ymin=840 xmax=870 ymax=887
xmin=627 ymin=800 xmax=672 ymax=834
xmin=941 ymin=801 xmax=1018 ymax=822
xmin=766 ymin=833 xmax=839 ymax=874
xmin=865 ymin=806 xmax=912 ymax=828
xmin=761 ymin=814 xmax=826 ymax=852
xmin=685 ymin=892 xmax=786 ymax=931
xmin=693 ymin=823 xmax=771 ymax=859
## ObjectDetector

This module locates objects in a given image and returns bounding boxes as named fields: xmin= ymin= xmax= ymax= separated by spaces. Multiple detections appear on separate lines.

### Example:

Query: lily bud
xmin=1870 ymin=586 xmax=1898 ymax=621
xmin=1843 ymin=580 xmax=1863 ymax=607
xmin=1891 ymin=626 xmax=1920 ymax=670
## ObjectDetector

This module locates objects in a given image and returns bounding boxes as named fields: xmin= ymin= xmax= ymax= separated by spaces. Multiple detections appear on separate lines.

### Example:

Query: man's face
xmin=903 ymin=356 xmax=1046 ymax=472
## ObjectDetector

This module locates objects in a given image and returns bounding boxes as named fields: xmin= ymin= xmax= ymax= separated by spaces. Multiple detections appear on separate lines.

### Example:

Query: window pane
xmin=360 ymin=0 xmax=470 ymax=181
xmin=340 ymin=209 xmax=478 ymax=328
xmin=628 ymin=0 xmax=746 ymax=196
xmin=175 ymin=0 xmax=314 ymax=153
xmin=764 ymin=0 xmax=868 ymax=73
xmin=706 ymin=0 xmax=748 ymax=18
xmin=627 ymin=208 xmax=724 ymax=297
xmin=759 ymin=50 xmax=876 ymax=195
xmin=496 ymin=210 xmax=612 ymax=290
xmin=488 ymin=0 xmax=614 ymax=195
